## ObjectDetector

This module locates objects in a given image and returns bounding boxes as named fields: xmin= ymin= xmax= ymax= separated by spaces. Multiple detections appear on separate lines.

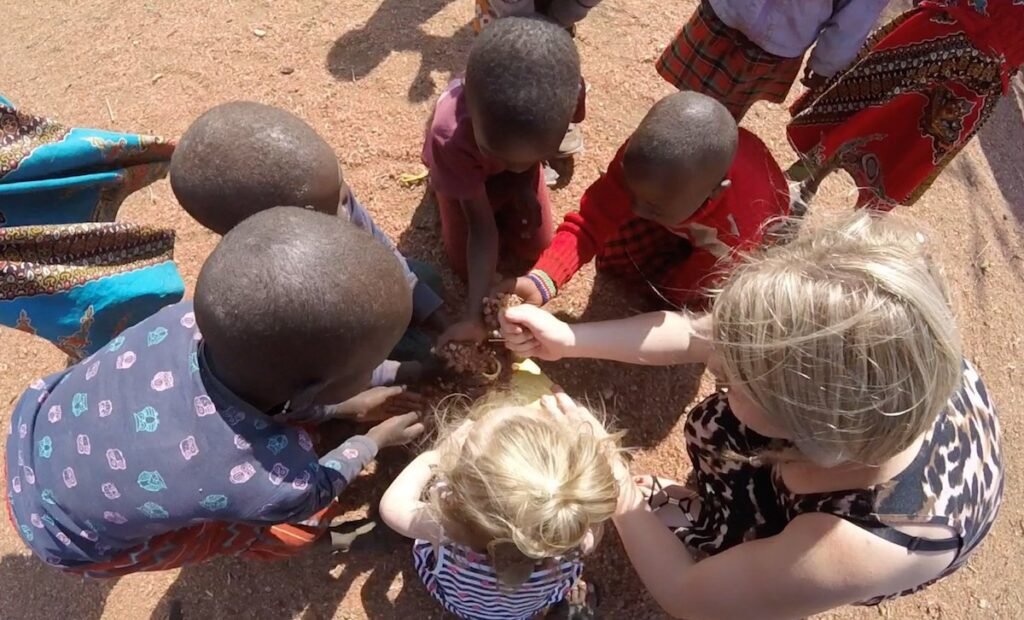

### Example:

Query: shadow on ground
xmin=0 ymin=553 xmax=117 ymax=620
xmin=543 ymin=272 xmax=704 ymax=450
xmin=326 ymin=0 xmax=475 ymax=103
xmin=952 ymin=78 xmax=1024 ymax=303
xmin=147 ymin=447 xmax=440 ymax=620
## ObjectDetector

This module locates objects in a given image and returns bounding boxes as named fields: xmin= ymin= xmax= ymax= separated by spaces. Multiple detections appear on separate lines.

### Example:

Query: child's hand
xmin=366 ymin=412 xmax=426 ymax=449
xmin=499 ymin=304 xmax=574 ymax=360
xmin=542 ymin=390 xmax=632 ymax=495
xmin=491 ymin=277 xmax=545 ymax=306
xmin=540 ymin=391 xmax=610 ymax=440
xmin=438 ymin=317 xmax=488 ymax=346
xmin=330 ymin=386 xmax=426 ymax=423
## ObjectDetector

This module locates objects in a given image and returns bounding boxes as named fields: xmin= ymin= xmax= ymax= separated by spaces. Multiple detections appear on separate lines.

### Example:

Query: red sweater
xmin=532 ymin=129 xmax=789 ymax=306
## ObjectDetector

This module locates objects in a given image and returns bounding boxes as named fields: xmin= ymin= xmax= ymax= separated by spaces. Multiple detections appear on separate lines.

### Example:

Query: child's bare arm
xmin=440 ymin=196 xmax=497 ymax=345
xmin=501 ymin=305 xmax=713 ymax=365
xmin=379 ymin=450 xmax=445 ymax=542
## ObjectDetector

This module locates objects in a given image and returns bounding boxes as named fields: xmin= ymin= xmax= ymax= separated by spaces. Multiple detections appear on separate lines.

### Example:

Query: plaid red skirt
xmin=656 ymin=0 xmax=803 ymax=120
xmin=787 ymin=3 xmax=1020 ymax=209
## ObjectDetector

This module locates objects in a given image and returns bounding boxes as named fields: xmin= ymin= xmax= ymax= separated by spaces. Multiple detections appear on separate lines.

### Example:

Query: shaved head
xmin=195 ymin=207 xmax=411 ymax=408
xmin=171 ymin=101 xmax=341 ymax=234
xmin=466 ymin=16 xmax=581 ymax=167
xmin=623 ymin=91 xmax=738 ymax=226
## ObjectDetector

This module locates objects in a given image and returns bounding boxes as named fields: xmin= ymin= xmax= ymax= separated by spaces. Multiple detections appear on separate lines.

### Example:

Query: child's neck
xmin=201 ymin=343 xmax=277 ymax=412
xmin=779 ymin=433 xmax=926 ymax=495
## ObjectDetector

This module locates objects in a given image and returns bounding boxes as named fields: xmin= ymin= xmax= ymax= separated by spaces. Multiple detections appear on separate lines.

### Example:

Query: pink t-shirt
xmin=422 ymin=79 xmax=507 ymax=201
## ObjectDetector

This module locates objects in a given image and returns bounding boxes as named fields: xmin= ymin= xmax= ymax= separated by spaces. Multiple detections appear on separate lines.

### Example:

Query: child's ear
xmin=708 ymin=178 xmax=732 ymax=200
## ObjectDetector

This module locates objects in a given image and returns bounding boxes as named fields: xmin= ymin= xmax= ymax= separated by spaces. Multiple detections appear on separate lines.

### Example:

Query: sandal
xmin=636 ymin=475 xmax=697 ymax=530
xmin=329 ymin=518 xmax=378 ymax=552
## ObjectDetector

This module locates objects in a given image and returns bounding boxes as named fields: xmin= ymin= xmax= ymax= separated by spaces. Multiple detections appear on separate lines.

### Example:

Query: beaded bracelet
xmin=526 ymin=270 xmax=556 ymax=304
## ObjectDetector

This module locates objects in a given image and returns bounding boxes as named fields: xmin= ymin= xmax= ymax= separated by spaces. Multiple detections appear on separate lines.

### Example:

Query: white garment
xmin=707 ymin=0 xmax=891 ymax=76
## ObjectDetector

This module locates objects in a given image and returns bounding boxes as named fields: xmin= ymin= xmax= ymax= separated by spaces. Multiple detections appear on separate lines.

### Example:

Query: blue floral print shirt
xmin=5 ymin=301 xmax=376 ymax=568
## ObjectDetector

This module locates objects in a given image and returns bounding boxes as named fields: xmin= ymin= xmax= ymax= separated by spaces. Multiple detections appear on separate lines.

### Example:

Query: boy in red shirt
xmin=424 ymin=17 xmax=581 ymax=343
xmin=510 ymin=91 xmax=789 ymax=309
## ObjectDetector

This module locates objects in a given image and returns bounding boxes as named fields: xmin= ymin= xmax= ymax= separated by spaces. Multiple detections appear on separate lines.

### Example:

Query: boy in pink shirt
xmin=423 ymin=17 xmax=581 ymax=344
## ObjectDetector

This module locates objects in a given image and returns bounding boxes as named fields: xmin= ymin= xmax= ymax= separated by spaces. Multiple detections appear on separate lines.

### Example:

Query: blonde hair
xmin=428 ymin=393 xmax=622 ymax=588
xmin=712 ymin=213 xmax=962 ymax=467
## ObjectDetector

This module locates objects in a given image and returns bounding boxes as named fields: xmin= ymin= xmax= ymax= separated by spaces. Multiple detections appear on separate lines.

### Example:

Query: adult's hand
xmin=499 ymin=304 xmax=575 ymax=360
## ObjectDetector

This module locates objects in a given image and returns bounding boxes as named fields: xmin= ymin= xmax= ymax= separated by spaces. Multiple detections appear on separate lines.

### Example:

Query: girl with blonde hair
xmin=499 ymin=213 xmax=1003 ymax=618
xmin=380 ymin=391 xmax=622 ymax=619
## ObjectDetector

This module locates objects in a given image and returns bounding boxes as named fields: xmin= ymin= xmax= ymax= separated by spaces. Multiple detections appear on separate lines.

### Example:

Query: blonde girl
xmin=499 ymin=213 xmax=1003 ymax=618
xmin=379 ymin=392 xmax=622 ymax=620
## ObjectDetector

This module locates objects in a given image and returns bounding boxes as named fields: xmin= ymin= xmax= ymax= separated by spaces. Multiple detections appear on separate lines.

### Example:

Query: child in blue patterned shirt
xmin=5 ymin=207 xmax=424 ymax=576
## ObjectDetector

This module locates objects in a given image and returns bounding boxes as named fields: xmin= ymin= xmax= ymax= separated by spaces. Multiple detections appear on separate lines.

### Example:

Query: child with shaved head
xmin=509 ymin=91 xmax=790 ymax=309
xmin=170 ymin=101 xmax=448 ymax=371
xmin=5 ymin=208 xmax=424 ymax=576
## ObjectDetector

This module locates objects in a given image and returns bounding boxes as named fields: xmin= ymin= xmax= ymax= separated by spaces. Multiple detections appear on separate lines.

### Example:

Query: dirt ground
xmin=1 ymin=1 xmax=1023 ymax=618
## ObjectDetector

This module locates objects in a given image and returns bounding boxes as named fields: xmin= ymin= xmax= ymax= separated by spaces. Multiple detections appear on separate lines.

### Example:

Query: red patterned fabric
xmin=787 ymin=1 xmax=1024 ymax=209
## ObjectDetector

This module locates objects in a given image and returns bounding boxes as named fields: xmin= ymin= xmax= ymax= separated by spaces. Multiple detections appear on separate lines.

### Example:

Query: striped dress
xmin=412 ymin=539 xmax=582 ymax=620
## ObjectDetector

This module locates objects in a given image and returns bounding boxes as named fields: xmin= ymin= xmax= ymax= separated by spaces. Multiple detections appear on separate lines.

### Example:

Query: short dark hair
xmin=194 ymin=207 xmax=411 ymax=402
xmin=465 ymin=16 xmax=581 ymax=146
xmin=170 ymin=101 xmax=341 ymax=235
xmin=624 ymin=91 xmax=738 ymax=178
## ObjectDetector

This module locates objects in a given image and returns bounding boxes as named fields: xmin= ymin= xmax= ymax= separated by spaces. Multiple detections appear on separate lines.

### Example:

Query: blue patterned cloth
xmin=0 ymin=94 xmax=184 ymax=360
xmin=6 ymin=301 xmax=375 ymax=569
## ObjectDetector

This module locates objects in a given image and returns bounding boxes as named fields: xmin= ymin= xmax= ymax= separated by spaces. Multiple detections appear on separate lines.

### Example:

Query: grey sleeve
xmin=345 ymin=195 xmax=420 ymax=293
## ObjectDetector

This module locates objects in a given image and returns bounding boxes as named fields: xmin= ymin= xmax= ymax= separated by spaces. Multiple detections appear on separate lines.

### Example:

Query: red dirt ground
xmin=2 ymin=1 xmax=1022 ymax=618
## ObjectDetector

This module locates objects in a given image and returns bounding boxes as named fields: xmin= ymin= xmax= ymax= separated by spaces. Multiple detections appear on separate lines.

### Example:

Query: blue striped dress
xmin=412 ymin=539 xmax=582 ymax=620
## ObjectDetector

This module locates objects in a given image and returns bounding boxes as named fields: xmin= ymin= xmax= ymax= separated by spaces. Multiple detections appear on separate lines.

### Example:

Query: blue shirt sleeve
xmin=234 ymin=435 xmax=378 ymax=524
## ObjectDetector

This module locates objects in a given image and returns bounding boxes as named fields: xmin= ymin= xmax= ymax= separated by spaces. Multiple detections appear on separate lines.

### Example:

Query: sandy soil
xmin=1 ymin=1 xmax=1022 ymax=618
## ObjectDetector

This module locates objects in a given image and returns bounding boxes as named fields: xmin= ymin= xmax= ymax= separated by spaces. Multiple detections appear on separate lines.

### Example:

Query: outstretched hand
xmin=366 ymin=411 xmax=426 ymax=449
xmin=329 ymin=386 xmax=427 ymax=423
xmin=498 ymin=304 xmax=574 ymax=360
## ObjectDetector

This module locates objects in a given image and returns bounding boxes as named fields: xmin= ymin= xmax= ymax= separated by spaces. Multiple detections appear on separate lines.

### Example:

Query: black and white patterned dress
xmin=679 ymin=359 xmax=1003 ymax=604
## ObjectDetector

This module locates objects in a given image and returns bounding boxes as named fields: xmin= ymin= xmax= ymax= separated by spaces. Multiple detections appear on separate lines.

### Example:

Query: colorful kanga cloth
xmin=787 ymin=0 xmax=1024 ymax=209
xmin=530 ymin=129 xmax=789 ymax=308
xmin=4 ymin=301 xmax=377 ymax=576
xmin=0 ymin=95 xmax=184 ymax=359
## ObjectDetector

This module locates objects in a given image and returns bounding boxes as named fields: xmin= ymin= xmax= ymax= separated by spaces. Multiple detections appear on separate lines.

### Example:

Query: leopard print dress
xmin=679 ymin=359 xmax=1003 ymax=605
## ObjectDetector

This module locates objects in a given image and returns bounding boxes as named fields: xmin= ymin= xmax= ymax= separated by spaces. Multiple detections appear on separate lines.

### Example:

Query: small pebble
xmin=253 ymin=28 xmax=267 ymax=37
xmin=978 ymin=599 xmax=990 ymax=610
xmin=279 ymin=66 xmax=294 ymax=75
